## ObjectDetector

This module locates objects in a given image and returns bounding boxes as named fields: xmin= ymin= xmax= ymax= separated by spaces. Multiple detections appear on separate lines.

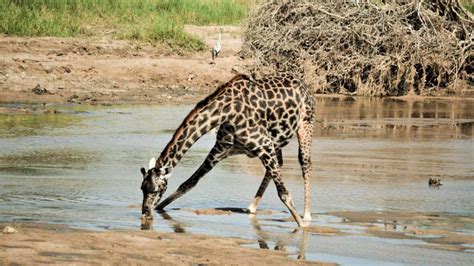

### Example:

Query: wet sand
xmin=0 ymin=223 xmax=319 ymax=265
xmin=2 ymin=208 xmax=472 ymax=265
xmin=329 ymin=211 xmax=474 ymax=251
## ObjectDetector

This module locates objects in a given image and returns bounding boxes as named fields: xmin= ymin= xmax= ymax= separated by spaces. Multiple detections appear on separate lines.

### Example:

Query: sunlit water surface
xmin=1 ymin=97 xmax=473 ymax=265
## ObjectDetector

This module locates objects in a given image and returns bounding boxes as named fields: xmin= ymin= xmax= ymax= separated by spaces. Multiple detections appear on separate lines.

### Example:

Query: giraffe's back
xmin=257 ymin=75 xmax=307 ymax=148
xmin=217 ymin=74 xmax=311 ymax=151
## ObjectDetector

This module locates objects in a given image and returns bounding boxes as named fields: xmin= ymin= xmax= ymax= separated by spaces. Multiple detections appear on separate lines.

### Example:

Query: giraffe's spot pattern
xmin=143 ymin=72 xmax=315 ymax=227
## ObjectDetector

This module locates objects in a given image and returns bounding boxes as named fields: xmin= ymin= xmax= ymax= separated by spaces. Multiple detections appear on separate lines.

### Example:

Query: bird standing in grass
xmin=211 ymin=30 xmax=221 ymax=61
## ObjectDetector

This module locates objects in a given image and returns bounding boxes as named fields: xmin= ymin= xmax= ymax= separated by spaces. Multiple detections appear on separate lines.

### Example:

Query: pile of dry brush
xmin=241 ymin=0 xmax=473 ymax=96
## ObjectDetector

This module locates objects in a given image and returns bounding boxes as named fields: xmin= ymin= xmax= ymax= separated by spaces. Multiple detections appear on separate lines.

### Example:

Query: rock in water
xmin=32 ymin=84 xmax=49 ymax=95
xmin=3 ymin=226 xmax=17 ymax=234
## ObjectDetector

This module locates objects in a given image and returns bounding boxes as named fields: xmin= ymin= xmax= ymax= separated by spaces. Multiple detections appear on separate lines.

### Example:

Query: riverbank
xmin=2 ymin=30 xmax=473 ymax=107
xmin=0 ymin=222 xmax=318 ymax=265
xmin=0 ymin=26 xmax=248 ymax=106
xmin=2 ymin=207 xmax=473 ymax=265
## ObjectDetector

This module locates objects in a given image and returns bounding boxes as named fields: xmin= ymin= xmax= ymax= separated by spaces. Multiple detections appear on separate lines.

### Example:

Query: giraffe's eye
xmin=144 ymin=181 xmax=158 ymax=193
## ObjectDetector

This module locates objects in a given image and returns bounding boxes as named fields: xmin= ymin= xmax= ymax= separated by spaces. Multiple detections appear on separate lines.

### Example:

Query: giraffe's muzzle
xmin=141 ymin=206 xmax=153 ymax=220
xmin=141 ymin=191 xmax=163 ymax=220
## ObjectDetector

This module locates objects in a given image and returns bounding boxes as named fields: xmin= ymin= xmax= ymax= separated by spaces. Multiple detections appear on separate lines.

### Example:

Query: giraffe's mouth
xmin=141 ymin=199 xmax=155 ymax=220
xmin=141 ymin=192 xmax=163 ymax=220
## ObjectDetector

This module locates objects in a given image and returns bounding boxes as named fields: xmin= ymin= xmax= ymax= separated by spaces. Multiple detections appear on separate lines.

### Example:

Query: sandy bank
xmin=0 ymin=222 xmax=321 ymax=265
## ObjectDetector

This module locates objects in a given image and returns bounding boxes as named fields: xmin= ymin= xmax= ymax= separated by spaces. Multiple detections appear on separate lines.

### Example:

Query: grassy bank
xmin=465 ymin=4 xmax=474 ymax=14
xmin=0 ymin=0 xmax=251 ymax=51
xmin=0 ymin=1 xmax=470 ymax=51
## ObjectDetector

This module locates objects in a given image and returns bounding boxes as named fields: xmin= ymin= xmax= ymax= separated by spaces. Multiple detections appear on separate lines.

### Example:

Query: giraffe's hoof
xmin=140 ymin=218 xmax=153 ymax=230
xmin=303 ymin=214 xmax=312 ymax=223
xmin=299 ymin=220 xmax=311 ymax=228
xmin=247 ymin=205 xmax=257 ymax=214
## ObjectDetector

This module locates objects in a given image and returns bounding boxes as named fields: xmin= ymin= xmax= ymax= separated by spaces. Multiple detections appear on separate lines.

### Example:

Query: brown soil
xmin=0 ymin=223 xmax=322 ymax=265
xmin=1 ymin=26 xmax=471 ymax=107
xmin=0 ymin=26 xmax=250 ymax=105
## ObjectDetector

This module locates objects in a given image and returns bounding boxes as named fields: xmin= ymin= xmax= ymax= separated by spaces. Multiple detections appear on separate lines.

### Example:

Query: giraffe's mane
xmin=158 ymin=74 xmax=251 ymax=166
xmin=195 ymin=74 xmax=251 ymax=109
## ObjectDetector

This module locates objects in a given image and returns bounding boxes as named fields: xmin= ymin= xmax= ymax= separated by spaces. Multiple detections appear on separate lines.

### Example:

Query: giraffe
xmin=140 ymin=73 xmax=315 ymax=227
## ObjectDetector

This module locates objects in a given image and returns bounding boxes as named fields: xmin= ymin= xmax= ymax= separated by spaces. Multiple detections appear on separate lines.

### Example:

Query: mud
xmin=0 ymin=223 xmax=318 ymax=265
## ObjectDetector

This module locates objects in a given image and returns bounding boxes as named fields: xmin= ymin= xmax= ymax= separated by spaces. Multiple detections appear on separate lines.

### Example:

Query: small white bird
xmin=212 ymin=31 xmax=221 ymax=61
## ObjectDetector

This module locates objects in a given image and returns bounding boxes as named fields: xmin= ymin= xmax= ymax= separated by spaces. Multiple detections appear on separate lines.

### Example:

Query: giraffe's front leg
xmin=248 ymin=149 xmax=282 ymax=214
xmin=248 ymin=174 xmax=271 ymax=214
xmin=156 ymin=142 xmax=229 ymax=211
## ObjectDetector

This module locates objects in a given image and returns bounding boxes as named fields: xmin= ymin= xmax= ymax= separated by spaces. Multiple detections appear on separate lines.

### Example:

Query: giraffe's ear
xmin=148 ymin=157 xmax=156 ymax=170
xmin=140 ymin=167 xmax=146 ymax=176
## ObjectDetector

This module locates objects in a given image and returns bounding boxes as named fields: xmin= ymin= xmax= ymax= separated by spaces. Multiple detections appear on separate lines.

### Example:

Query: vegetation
xmin=0 ymin=0 xmax=470 ymax=52
xmin=0 ymin=0 xmax=251 ymax=51
xmin=242 ymin=1 xmax=473 ymax=96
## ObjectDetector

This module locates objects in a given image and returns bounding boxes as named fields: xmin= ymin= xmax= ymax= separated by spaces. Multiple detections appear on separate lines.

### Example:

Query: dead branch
xmin=241 ymin=0 xmax=473 ymax=96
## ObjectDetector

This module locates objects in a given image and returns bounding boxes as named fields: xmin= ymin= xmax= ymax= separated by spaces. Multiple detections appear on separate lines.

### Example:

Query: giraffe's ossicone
xmin=140 ymin=73 xmax=315 ymax=227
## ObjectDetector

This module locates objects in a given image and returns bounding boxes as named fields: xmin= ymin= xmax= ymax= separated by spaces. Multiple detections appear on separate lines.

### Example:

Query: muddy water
xmin=0 ymin=97 xmax=473 ymax=265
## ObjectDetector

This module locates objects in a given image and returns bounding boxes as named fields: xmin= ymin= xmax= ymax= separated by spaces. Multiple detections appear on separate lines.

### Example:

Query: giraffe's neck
xmin=155 ymin=90 xmax=225 ymax=173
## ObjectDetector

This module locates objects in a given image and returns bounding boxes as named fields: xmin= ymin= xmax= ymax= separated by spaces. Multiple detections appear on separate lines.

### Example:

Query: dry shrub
xmin=241 ymin=0 xmax=473 ymax=96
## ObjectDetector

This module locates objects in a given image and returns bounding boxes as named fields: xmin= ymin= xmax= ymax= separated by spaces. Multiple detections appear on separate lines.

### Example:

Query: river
xmin=1 ymin=97 xmax=473 ymax=265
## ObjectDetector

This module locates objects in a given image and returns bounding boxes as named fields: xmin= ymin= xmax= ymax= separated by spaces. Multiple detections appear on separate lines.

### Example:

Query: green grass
xmin=465 ymin=4 xmax=474 ymax=14
xmin=0 ymin=0 xmax=251 ymax=51
xmin=2 ymin=0 xmax=468 ymax=51
xmin=459 ymin=0 xmax=473 ymax=14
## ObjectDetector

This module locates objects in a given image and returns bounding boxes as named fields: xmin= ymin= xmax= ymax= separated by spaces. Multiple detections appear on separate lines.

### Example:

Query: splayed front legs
xmin=156 ymin=141 xmax=229 ymax=211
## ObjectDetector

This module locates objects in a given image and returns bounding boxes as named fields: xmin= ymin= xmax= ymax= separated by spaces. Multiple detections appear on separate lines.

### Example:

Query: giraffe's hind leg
xmin=248 ymin=149 xmax=282 ymax=213
xmin=297 ymin=119 xmax=314 ymax=222
xmin=257 ymin=144 xmax=305 ymax=227
xmin=156 ymin=140 xmax=230 ymax=211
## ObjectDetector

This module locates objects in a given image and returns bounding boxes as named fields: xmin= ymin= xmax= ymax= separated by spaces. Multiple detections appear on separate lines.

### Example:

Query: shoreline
xmin=0 ymin=221 xmax=320 ymax=265
xmin=0 ymin=26 xmax=246 ymax=107
xmin=2 ymin=208 xmax=473 ymax=265
xmin=1 ymin=33 xmax=472 ymax=107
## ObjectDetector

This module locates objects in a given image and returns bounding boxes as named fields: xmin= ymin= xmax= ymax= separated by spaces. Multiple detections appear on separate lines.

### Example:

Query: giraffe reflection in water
xmin=143 ymin=209 xmax=309 ymax=260
xmin=141 ymin=212 xmax=186 ymax=234
xmin=249 ymin=213 xmax=309 ymax=260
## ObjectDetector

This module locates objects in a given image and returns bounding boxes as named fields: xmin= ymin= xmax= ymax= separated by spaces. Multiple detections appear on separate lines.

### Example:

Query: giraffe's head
xmin=140 ymin=158 xmax=169 ymax=220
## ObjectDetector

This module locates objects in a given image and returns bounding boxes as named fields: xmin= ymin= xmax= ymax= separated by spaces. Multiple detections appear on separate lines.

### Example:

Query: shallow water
xmin=1 ymin=97 xmax=473 ymax=264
